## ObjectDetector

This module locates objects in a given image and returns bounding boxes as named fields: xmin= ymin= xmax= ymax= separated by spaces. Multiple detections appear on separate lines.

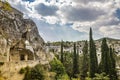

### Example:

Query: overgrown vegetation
xmin=19 ymin=28 xmax=119 ymax=80
xmin=50 ymin=58 xmax=69 ymax=80
xmin=86 ymin=72 xmax=110 ymax=80
xmin=72 ymin=43 xmax=79 ymax=78
xmin=0 ymin=0 xmax=12 ymax=11
xmin=99 ymin=38 xmax=118 ymax=80
xmin=23 ymin=65 xmax=46 ymax=80
xmin=52 ymin=28 xmax=118 ymax=80
xmin=19 ymin=68 xmax=26 ymax=74
xmin=80 ymin=41 xmax=89 ymax=80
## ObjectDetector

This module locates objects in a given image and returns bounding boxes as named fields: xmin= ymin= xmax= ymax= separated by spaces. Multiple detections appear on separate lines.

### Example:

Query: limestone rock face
xmin=0 ymin=5 xmax=46 ymax=62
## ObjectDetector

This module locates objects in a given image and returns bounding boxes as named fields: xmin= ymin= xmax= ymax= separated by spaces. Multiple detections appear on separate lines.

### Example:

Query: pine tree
xmin=81 ymin=41 xmax=89 ymax=79
xmin=61 ymin=40 xmax=64 ymax=63
xmin=73 ymin=42 xmax=79 ymax=78
xmin=89 ymin=28 xmax=98 ymax=78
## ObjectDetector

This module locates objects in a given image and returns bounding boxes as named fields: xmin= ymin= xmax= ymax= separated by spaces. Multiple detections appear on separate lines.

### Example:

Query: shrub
xmin=85 ymin=72 xmax=110 ymax=80
xmin=24 ymin=64 xmax=46 ymax=80
xmin=19 ymin=68 xmax=26 ymax=74
xmin=93 ymin=73 xmax=110 ymax=80
xmin=50 ymin=58 xmax=66 ymax=79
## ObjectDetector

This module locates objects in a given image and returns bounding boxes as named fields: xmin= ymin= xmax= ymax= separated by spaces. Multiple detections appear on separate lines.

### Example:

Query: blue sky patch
xmin=116 ymin=9 xmax=120 ymax=20
xmin=22 ymin=0 xmax=35 ymax=2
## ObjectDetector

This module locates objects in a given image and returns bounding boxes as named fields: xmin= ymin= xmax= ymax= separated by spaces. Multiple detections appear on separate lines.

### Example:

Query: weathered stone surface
xmin=0 ymin=2 xmax=54 ymax=80
xmin=0 ymin=4 xmax=45 ymax=62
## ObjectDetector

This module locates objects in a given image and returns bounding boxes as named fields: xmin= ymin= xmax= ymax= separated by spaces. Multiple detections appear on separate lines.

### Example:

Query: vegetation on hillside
xmin=50 ymin=58 xmax=69 ymax=80
xmin=23 ymin=65 xmax=46 ymax=80
xmin=51 ymin=28 xmax=118 ymax=80
xmin=22 ymin=28 xmax=118 ymax=80
xmin=0 ymin=0 xmax=12 ymax=11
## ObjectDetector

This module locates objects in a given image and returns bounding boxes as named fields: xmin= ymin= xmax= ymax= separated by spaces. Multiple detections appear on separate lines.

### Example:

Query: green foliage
xmin=93 ymin=73 xmax=110 ymax=80
xmin=61 ymin=40 xmax=64 ymax=63
xmin=81 ymin=41 xmax=89 ymax=79
xmin=50 ymin=58 xmax=66 ymax=79
xmin=99 ymin=38 xmax=118 ymax=80
xmin=19 ymin=68 xmax=26 ymax=74
xmin=89 ymin=28 xmax=98 ymax=78
xmin=73 ymin=43 xmax=79 ymax=78
xmin=85 ymin=73 xmax=110 ymax=80
xmin=109 ymin=47 xmax=118 ymax=80
xmin=99 ymin=38 xmax=110 ymax=74
xmin=0 ymin=0 xmax=12 ymax=11
xmin=24 ymin=64 xmax=46 ymax=80
xmin=64 ymin=52 xmax=73 ymax=78
xmin=59 ymin=74 xmax=70 ymax=80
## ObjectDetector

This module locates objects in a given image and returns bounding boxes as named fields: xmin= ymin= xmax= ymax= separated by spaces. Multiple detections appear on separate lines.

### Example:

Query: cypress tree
xmin=109 ymin=47 xmax=117 ymax=80
xmin=61 ymin=40 xmax=64 ymax=63
xmin=73 ymin=42 xmax=79 ymax=78
xmin=99 ymin=38 xmax=109 ymax=74
xmin=81 ymin=41 xmax=89 ymax=80
xmin=99 ymin=38 xmax=118 ymax=80
xmin=89 ymin=28 xmax=98 ymax=78
xmin=99 ymin=38 xmax=111 ymax=75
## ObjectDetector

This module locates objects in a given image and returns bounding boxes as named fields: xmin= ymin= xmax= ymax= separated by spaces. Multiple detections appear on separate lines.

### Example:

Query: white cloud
xmin=8 ymin=0 xmax=120 ymax=41
xmin=99 ymin=26 xmax=120 ymax=37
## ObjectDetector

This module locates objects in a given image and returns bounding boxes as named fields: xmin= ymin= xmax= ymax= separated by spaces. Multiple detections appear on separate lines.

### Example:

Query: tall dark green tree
xmin=89 ymin=28 xmax=98 ymax=78
xmin=109 ymin=47 xmax=117 ymax=80
xmin=81 ymin=41 xmax=89 ymax=80
xmin=99 ymin=38 xmax=110 ymax=74
xmin=99 ymin=38 xmax=118 ymax=80
xmin=61 ymin=40 xmax=64 ymax=63
xmin=73 ymin=42 xmax=79 ymax=78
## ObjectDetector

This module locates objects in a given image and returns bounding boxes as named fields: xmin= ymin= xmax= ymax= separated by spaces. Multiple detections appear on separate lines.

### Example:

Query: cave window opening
xmin=20 ymin=54 xmax=25 ymax=60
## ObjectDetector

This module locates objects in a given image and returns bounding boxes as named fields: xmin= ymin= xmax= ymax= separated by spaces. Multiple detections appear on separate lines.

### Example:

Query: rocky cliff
xmin=0 ymin=1 xmax=48 ymax=62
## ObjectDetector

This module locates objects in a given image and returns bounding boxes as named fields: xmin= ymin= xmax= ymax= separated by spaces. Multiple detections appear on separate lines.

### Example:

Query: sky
xmin=8 ymin=0 xmax=120 ymax=42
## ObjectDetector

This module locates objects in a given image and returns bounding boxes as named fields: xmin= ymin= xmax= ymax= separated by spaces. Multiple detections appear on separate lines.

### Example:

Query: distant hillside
xmin=46 ymin=37 xmax=120 ymax=45
xmin=96 ymin=37 xmax=120 ymax=41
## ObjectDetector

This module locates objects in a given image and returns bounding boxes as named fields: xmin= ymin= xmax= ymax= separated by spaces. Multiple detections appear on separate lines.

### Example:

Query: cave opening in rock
xmin=20 ymin=54 xmax=25 ymax=60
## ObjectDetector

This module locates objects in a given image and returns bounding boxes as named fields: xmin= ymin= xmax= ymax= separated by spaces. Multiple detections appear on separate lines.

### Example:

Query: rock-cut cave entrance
xmin=20 ymin=54 xmax=25 ymax=60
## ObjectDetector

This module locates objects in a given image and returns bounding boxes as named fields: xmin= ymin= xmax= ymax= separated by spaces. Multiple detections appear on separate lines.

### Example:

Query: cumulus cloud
xmin=8 ymin=0 xmax=120 ymax=41
xmin=73 ymin=0 xmax=108 ymax=4
xmin=34 ymin=3 xmax=59 ymax=16
xmin=99 ymin=26 xmax=120 ymax=37
xmin=60 ymin=6 xmax=106 ymax=22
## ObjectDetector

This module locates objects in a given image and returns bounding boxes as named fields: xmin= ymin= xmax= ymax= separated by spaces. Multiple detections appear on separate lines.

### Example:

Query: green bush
xmin=85 ymin=72 xmax=110 ymax=80
xmin=24 ymin=64 xmax=46 ymax=80
xmin=50 ymin=58 xmax=66 ymax=79
xmin=19 ymin=68 xmax=26 ymax=74
xmin=93 ymin=73 xmax=110 ymax=80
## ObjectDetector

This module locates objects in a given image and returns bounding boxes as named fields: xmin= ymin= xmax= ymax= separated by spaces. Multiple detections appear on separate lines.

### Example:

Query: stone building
xmin=10 ymin=40 xmax=35 ymax=62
